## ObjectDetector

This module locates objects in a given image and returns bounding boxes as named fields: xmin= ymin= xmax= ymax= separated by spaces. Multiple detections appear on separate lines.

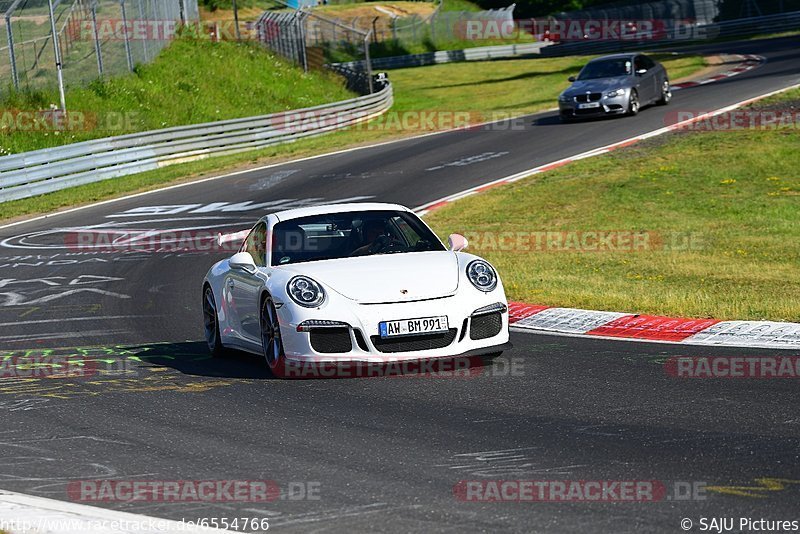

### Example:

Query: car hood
xmin=563 ymin=76 xmax=631 ymax=95
xmin=280 ymin=251 xmax=460 ymax=304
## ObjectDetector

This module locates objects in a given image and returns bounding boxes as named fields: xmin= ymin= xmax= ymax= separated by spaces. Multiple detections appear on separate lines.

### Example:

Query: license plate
xmin=578 ymin=102 xmax=601 ymax=109
xmin=379 ymin=316 xmax=449 ymax=338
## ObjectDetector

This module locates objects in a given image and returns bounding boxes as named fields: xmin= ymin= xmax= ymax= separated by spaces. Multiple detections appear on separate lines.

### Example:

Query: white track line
xmin=0 ymin=489 xmax=235 ymax=533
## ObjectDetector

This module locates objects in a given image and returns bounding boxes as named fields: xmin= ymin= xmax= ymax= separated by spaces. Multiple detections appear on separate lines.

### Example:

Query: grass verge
xmin=0 ymin=37 xmax=353 ymax=154
xmin=425 ymin=88 xmax=800 ymax=322
xmin=0 ymin=52 xmax=705 ymax=222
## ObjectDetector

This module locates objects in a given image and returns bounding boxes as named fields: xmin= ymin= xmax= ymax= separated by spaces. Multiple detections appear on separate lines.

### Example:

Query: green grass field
xmin=0 ymin=37 xmax=353 ymax=154
xmin=0 ymin=49 xmax=705 ymax=222
xmin=425 ymin=88 xmax=800 ymax=322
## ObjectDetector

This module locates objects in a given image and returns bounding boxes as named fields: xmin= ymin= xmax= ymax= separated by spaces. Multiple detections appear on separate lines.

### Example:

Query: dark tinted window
xmin=271 ymin=210 xmax=445 ymax=266
xmin=577 ymin=58 xmax=632 ymax=80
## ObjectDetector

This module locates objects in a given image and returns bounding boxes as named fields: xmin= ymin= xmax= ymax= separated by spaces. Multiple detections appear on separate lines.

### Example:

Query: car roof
xmin=589 ymin=53 xmax=639 ymax=62
xmin=271 ymin=202 xmax=413 ymax=222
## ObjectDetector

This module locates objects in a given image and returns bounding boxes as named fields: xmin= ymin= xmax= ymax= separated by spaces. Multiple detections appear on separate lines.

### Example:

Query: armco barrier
xmin=333 ymin=10 xmax=800 ymax=71
xmin=540 ymin=10 xmax=800 ymax=57
xmin=332 ymin=42 xmax=552 ymax=72
xmin=0 ymin=83 xmax=393 ymax=203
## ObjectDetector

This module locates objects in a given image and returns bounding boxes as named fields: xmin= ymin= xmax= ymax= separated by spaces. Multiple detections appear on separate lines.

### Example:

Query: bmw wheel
xmin=260 ymin=295 xmax=287 ymax=377
xmin=657 ymin=80 xmax=672 ymax=105
xmin=627 ymin=90 xmax=640 ymax=116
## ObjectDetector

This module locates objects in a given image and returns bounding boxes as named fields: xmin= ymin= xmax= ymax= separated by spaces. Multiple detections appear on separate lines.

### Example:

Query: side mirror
xmin=448 ymin=233 xmax=468 ymax=252
xmin=636 ymin=69 xmax=647 ymax=76
xmin=567 ymin=76 xmax=576 ymax=82
xmin=229 ymin=251 xmax=257 ymax=274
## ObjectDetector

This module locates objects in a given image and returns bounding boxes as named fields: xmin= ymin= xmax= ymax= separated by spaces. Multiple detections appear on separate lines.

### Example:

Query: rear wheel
xmin=657 ymin=79 xmax=672 ymax=105
xmin=627 ymin=90 xmax=640 ymax=116
xmin=260 ymin=295 xmax=287 ymax=377
xmin=203 ymin=286 xmax=227 ymax=358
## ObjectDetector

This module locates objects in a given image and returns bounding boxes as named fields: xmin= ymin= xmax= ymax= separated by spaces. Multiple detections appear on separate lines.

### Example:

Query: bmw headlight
xmin=467 ymin=260 xmax=498 ymax=292
xmin=605 ymin=89 xmax=624 ymax=98
xmin=287 ymin=276 xmax=325 ymax=307
xmin=558 ymin=94 xmax=571 ymax=102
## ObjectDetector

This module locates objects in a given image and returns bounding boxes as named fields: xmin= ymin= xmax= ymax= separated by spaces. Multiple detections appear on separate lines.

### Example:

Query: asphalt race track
xmin=0 ymin=36 xmax=798 ymax=532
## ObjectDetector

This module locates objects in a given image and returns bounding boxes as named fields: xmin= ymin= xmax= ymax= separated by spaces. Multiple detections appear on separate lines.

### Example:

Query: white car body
xmin=202 ymin=202 xmax=511 ymax=375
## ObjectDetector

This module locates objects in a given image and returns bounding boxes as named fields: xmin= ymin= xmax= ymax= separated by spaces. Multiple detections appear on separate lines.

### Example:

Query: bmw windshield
xmin=577 ymin=59 xmax=632 ymax=80
xmin=271 ymin=210 xmax=445 ymax=266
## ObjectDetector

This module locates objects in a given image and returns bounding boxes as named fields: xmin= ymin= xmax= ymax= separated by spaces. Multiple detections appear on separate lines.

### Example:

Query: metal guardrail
xmin=332 ymin=42 xmax=551 ymax=71
xmin=334 ymin=10 xmax=800 ymax=70
xmin=0 ymin=83 xmax=393 ymax=203
xmin=540 ymin=10 xmax=800 ymax=57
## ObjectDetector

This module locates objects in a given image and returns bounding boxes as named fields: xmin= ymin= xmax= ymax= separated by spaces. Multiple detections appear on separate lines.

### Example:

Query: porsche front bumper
xmin=276 ymin=294 xmax=511 ymax=363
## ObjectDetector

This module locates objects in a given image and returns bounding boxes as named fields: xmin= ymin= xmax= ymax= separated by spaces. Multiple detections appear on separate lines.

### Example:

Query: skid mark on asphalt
xmin=426 ymin=151 xmax=509 ymax=172
xmin=0 ymin=398 xmax=52 ymax=411
xmin=247 ymin=169 xmax=300 ymax=191
xmin=267 ymin=503 xmax=404 ymax=527
xmin=435 ymin=447 xmax=586 ymax=476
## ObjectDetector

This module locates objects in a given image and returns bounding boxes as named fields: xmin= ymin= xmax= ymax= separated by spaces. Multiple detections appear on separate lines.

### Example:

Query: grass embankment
xmin=0 ymin=48 xmax=705 ymax=221
xmin=426 ymin=88 xmax=800 ymax=322
xmin=0 ymin=38 xmax=353 ymax=154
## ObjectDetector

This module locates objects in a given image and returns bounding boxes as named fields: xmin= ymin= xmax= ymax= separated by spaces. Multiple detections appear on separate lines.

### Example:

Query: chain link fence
xmin=301 ymin=5 xmax=519 ymax=53
xmin=257 ymin=7 xmax=380 ymax=92
xmin=0 ymin=0 xmax=199 ymax=98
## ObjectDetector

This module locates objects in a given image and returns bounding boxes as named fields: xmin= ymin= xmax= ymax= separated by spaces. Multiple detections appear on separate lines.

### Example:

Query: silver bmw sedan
xmin=558 ymin=53 xmax=671 ymax=121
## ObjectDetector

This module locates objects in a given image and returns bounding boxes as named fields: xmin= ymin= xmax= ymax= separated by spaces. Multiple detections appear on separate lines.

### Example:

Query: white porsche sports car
xmin=202 ymin=202 xmax=511 ymax=376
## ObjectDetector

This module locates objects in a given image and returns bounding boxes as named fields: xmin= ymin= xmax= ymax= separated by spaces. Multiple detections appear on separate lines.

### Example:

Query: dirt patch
xmin=309 ymin=2 xmax=436 ymax=35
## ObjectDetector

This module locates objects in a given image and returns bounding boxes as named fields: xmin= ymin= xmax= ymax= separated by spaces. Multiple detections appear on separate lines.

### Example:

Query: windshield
xmin=270 ymin=210 xmax=445 ymax=266
xmin=577 ymin=59 xmax=632 ymax=80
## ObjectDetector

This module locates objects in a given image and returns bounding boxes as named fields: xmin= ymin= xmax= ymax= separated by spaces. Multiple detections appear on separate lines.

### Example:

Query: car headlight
xmin=558 ymin=94 xmax=571 ymax=102
xmin=605 ymin=89 xmax=624 ymax=98
xmin=467 ymin=260 xmax=498 ymax=292
xmin=287 ymin=276 xmax=325 ymax=307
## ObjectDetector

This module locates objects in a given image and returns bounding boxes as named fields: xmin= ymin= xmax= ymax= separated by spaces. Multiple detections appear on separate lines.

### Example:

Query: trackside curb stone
xmin=509 ymin=303 xmax=800 ymax=349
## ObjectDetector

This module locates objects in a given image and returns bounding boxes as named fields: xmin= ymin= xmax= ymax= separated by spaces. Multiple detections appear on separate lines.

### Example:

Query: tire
xmin=657 ymin=79 xmax=671 ymax=105
xmin=203 ymin=285 xmax=227 ymax=358
xmin=260 ymin=295 xmax=287 ymax=378
xmin=627 ymin=90 xmax=640 ymax=116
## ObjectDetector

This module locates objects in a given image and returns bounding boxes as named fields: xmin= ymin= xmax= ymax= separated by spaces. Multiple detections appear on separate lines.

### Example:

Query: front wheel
xmin=260 ymin=295 xmax=287 ymax=377
xmin=657 ymin=80 xmax=671 ymax=105
xmin=203 ymin=286 xmax=227 ymax=358
xmin=627 ymin=90 xmax=640 ymax=116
